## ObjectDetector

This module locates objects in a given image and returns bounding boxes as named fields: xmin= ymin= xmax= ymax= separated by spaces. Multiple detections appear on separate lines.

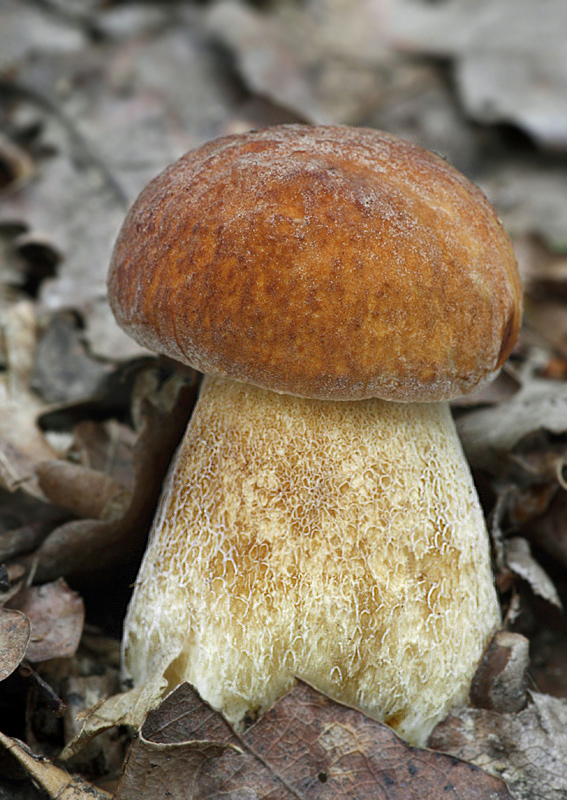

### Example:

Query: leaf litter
xmin=114 ymin=681 xmax=513 ymax=800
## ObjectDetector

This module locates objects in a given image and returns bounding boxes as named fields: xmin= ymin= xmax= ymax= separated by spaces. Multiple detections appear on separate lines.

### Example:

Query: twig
xmin=18 ymin=659 xmax=67 ymax=718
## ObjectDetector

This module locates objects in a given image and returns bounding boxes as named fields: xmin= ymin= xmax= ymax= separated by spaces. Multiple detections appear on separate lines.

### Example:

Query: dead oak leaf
xmin=6 ymin=578 xmax=84 ymax=663
xmin=429 ymin=692 xmax=567 ymax=800
xmin=3 ymin=17 xmax=236 ymax=364
xmin=0 ymin=0 xmax=84 ymax=74
xmin=0 ymin=607 xmax=30 ymax=681
xmin=388 ymin=0 xmax=567 ymax=151
xmin=0 ymin=301 xmax=56 ymax=499
xmin=0 ymin=731 xmax=111 ymax=800
xmin=522 ymin=488 xmax=567 ymax=568
xmin=457 ymin=378 xmax=567 ymax=476
xmin=504 ymin=537 xmax=562 ymax=609
xmin=114 ymin=681 xmax=513 ymax=800
xmin=35 ymin=460 xmax=130 ymax=523
xmin=25 ymin=371 xmax=196 ymax=583
xmin=206 ymin=0 xmax=387 ymax=125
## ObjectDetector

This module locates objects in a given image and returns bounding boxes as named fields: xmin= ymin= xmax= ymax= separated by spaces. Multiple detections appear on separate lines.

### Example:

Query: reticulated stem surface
xmin=123 ymin=375 xmax=500 ymax=744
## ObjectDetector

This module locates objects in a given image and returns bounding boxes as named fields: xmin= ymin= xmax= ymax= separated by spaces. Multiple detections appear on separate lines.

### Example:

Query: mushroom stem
xmin=122 ymin=374 xmax=500 ymax=745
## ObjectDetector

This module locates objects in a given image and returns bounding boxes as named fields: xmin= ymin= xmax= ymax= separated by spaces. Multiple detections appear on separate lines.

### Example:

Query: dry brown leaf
xmin=506 ymin=482 xmax=558 ymax=529
xmin=0 ymin=562 xmax=26 ymax=605
xmin=509 ymin=446 xmax=567 ymax=489
xmin=0 ymin=133 xmax=35 ymax=193
xmin=429 ymin=692 xmax=567 ymax=800
xmin=504 ymin=537 xmax=562 ymax=609
xmin=113 ymin=681 xmax=513 ymax=800
xmin=27 ymin=519 xmax=122 ymax=586
xmin=364 ymin=61 xmax=481 ymax=174
xmin=6 ymin=579 xmax=84 ymax=663
xmin=389 ymin=0 xmax=567 ymax=151
xmin=521 ymin=233 xmax=567 ymax=282
xmin=0 ymin=301 xmax=56 ymax=498
xmin=469 ymin=631 xmax=529 ymax=714
xmin=0 ymin=0 xmax=84 ymax=74
xmin=529 ymin=629 xmax=567 ymax=700
xmin=60 ymin=676 xmax=167 ymax=761
xmin=26 ymin=372 xmax=197 ymax=582
xmin=457 ymin=379 xmax=567 ymax=476
xmin=0 ymin=482 xmax=69 ymax=563
xmin=31 ymin=313 xmax=110 ymax=405
xmin=0 ymin=607 xmax=30 ymax=681
xmin=206 ymin=0 xmax=388 ymax=125
xmin=0 ymin=521 xmax=58 ymax=565
xmin=61 ymin=674 xmax=124 ymax=774
xmin=22 ymin=633 xmax=126 ymax=780
xmin=481 ymin=164 xmax=567 ymax=254
xmin=206 ymin=0 xmax=322 ymax=122
xmin=68 ymin=419 xmax=137 ymax=492
xmin=523 ymin=488 xmax=567 ymax=567
xmin=527 ymin=299 xmax=567 ymax=360
xmin=0 ymin=731 xmax=111 ymax=800
xmin=452 ymin=369 xmax=521 ymax=408
xmin=36 ymin=461 xmax=130 ymax=522
xmin=2 ymin=11 xmax=236 ymax=363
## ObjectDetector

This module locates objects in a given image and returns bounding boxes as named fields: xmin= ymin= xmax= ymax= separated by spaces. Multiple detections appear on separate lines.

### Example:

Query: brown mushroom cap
xmin=108 ymin=125 xmax=521 ymax=402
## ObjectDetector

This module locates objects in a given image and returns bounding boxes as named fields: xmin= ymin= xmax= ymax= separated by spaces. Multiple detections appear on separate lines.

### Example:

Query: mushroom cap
xmin=108 ymin=125 xmax=521 ymax=402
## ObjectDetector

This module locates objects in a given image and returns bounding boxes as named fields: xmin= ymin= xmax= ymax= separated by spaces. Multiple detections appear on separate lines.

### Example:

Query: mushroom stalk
xmin=123 ymin=374 xmax=500 ymax=745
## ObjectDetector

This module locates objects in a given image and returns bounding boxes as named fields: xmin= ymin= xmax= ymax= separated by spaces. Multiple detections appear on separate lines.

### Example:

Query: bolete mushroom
xmin=108 ymin=125 xmax=521 ymax=745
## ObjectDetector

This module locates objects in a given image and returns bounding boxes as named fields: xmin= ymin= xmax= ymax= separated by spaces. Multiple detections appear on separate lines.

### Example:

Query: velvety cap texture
xmin=108 ymin=125 xmax=521 ymax=402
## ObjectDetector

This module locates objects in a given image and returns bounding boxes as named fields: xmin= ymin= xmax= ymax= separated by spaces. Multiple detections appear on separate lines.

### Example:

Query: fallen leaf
xmin=60 ymin=675 xmax=167 ymax=760
xmin=518 ymin=234 xmax=567 ymax=291
xmin=469 ymin=631 xmax=529 ymax=714
xmin=62 ymin=674 xmax=125 ymax=773
xmin=457 ymin=378 xmax=567 ymax=475
xmin=0 ymin=132 xmax=35 ymax=193
xmin=507 ymin=482 xmax=559 ymax=528
xmin=113 ymin=681 xmax=513 ymax=800
xmin=0 ymin=563 xmax=26 ymax=605
xmin=527 ymin=299 xmax=567 ymax=360
xmin=0 ymin=730 xmax=111 ymax=800
xmin=451 ymin=369 xmax=521 ymax=408
xmin=365 ymin=61 xmax=481 ymax=174
xmin=2 ymin=12 xmax=237 ymax=363
xmin=0 ymin=563 xmax=8 ymax=592
xmin=389 ymin=0 xmax=567 ymax=151
xmin=20 ymin=635 xmax=126 ymax=784
xmin=0 ymin=487 xmax=67 ymax=563
xmin=20 ymin=518 xmax=121 ymax=585
xmin=25 ymin=370 xmax=197 ymax=582
xmin=429 ymin=692 xmax=567 ymax=800
xmin=36 ymin=460 xmax=130 ymax=522
xmin=0 ymin=0 xmax=84 ymax=74
xmin=206 ymin=0 xmax=388 ymax=125
xmin=523 ymin=488 xmax=567 ymax=567
xmin=0 ymin=301 xmax=56 ymax=498
xmin=0 ymin=608 xmax=30 ymax=681
xmin=481 ymin=164 xmax=567 ymax=254
xmin=7 ymin=579 xmax=84 ymax=663
xmin=31 ymin=313 xmax=110 ymax=405
xmin=68 ymin=419 xmax=137 ymax=493
xmin=508 ymin=441 xmax=567 ymax=489
xmin=504 ymin=537 xmax=562 ymax=609
xmin=22 ymin=633 xmax=125 ymax=776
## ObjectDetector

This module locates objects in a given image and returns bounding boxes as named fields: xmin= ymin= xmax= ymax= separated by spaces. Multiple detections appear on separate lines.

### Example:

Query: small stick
xmin=18 ymin=660 xmax=67 ymax=718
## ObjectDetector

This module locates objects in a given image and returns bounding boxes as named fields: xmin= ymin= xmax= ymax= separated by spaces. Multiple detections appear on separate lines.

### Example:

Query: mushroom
xmin=108 ymin=125 xmax=521 ymax=745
